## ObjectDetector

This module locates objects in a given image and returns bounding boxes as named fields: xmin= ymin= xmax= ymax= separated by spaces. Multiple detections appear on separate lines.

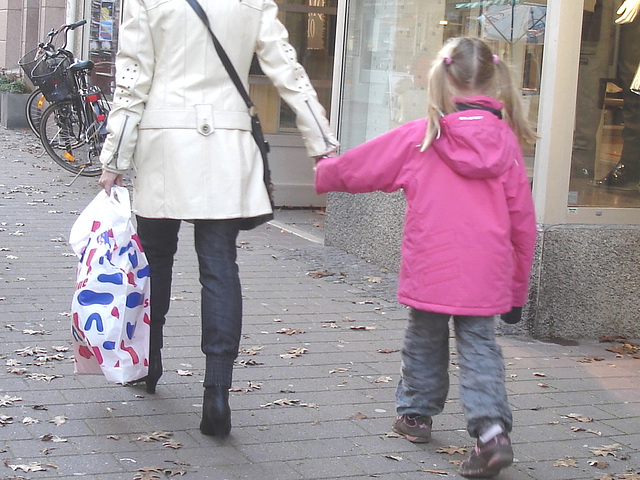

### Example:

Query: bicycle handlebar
xmin=39 ymin=19 xmax=87 ymax=52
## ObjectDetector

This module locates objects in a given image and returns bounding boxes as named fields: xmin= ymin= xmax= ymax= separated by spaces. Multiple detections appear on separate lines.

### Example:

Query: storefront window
xmin=569 ymin=0 xmax=640 ymax=208
xmin=250 ymin=0 xmax=338 ymax=134
xmin=339 ymin=0 xmax=547 ymax=179
xmin=87 ymin=0 xmax=120 ymax=98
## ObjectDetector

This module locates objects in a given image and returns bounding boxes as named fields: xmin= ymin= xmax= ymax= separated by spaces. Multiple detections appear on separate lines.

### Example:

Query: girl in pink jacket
xmin=315 ymin=37 xmax=537 ymax=478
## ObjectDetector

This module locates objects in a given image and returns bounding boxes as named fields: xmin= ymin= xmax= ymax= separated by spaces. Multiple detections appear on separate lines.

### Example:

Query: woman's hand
xmin=616 ymin=0 xmax=640 ymax=24
xmin=99 ymin=170 xmax=124 ymax=195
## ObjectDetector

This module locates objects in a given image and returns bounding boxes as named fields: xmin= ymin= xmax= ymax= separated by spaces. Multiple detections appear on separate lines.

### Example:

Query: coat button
xmin=202 ymin=124 xmax=210 ymax=134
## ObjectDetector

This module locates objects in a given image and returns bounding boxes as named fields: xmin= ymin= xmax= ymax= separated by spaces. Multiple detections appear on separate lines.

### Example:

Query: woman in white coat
xmin=98 ymin=0 xmax=337 ymax=438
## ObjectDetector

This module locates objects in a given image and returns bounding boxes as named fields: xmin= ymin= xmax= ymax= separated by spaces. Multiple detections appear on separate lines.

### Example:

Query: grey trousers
xmin=395 ymin=309 xmax=512 ymax=438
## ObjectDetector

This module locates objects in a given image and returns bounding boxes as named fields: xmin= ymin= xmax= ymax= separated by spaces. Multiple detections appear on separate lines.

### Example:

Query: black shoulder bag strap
xmin=185 ymin=0 xmax=274 ymax=226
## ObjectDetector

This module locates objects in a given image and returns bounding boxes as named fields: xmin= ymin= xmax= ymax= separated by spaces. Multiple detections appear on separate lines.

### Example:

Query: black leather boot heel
xmin=200 ymin=386 xmax=231 ymax=438
xmin=145 ymin=349 xmax=163 ymax=394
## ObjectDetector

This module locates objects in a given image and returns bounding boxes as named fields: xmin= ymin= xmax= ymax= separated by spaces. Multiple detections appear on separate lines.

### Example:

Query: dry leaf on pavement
xmin=554 ymin=457 xmax=578 ymax=467
xmin=382 ymin=454 xmax=402 ymax=461
xmin=0 ymin=395 xmax=22 ymax=407
xmin=280 ymin=347 xmax=307 ymax=359
xmin=135 ymin=431 xmax=173 ymax=442
xmin=421 ymin=468 xmax=448 ymax=475
xmin=436 ymin=446 xmax=468 ymax=455
xmin=566 ymin=413 xmax=594 ymax=423
xmin=587 ymin=459 xmax=609 ymax=469
xmin=589 ymin=444 xmax=622 ymax=457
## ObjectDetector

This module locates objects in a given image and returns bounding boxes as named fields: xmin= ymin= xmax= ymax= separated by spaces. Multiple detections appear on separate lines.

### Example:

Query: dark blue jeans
xmin=136 ymin=216 xmax=242 ymax=388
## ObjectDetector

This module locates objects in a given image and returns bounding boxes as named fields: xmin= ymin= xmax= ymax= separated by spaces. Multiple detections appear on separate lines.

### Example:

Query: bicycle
xmin=19 ymin=20 xmax=110 ymax=177
xmin=21 ymin=22 xmax=81 ymax=137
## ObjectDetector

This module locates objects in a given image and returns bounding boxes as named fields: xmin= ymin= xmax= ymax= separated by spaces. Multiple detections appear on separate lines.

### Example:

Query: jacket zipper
xmin=110 ymin=114 xmax=130 ymax=170
xmin=305 ymin=100 xmax=335 ymax=150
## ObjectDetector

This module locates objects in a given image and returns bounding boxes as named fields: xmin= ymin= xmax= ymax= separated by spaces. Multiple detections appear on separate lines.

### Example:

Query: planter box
xmin=0 ymin=93 xmax=30 ymax=129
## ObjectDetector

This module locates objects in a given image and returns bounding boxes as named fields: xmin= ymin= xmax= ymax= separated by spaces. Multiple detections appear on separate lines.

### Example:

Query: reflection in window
xmin=569 ymin=0 xmax=640 ymax=208
xmin=339 ymin=1 xmax=546 ymax=180
xmin=249 ymin=0 xmax=337 ymax=134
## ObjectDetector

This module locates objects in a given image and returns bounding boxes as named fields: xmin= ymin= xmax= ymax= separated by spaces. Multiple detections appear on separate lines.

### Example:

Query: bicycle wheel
xmin=39 ymin=99 xmax=103 ymax=176
xmin=25 ymin=88 xmax=49 ymax=138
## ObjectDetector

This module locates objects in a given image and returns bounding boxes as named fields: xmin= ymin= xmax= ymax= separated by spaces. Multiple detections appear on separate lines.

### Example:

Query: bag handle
xmin=185 ymin=0 xmax=255 ymax=113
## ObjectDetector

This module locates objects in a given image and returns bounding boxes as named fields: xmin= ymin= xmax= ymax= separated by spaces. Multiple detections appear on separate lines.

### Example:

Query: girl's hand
xmin=616 ymin=0 xmax=640 ymax=24
xmin=99 ymin=170 xmax=124 ymax=195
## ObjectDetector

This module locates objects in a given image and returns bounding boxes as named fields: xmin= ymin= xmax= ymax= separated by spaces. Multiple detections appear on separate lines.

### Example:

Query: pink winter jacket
xmin=315 ymin=96 xmax=537 ymax=316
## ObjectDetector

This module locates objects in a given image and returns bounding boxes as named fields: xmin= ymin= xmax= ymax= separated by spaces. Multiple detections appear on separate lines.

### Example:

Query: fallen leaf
xmin=348 ymin=412 xmax=368 ymax=420
xmin=307 ymin=269 xmax=334 ymax=278
xmin=165 ymin=468 xmax=188 ymax=476
xmin=14 ymin=346 xmax=47 ymax=356
xmin=382 ymin=454 xmax=402 ymax=461
xmin=0 ymin=395 xmax=22 ymax=407
xmin=22 ymin=417 xmax=39 ymax=425
xmin=176 ymin=370 xmax=193 ymax=376
xmin=566 ymin=413 xmax=593 ymax=423
xmin=588 ymin=459 xmax=609 ymax=469
xmin=135 ymin=431 xmax=173 ymax=442
xmin=533 ymin=372 xmax=546 ymax=377
xmin=378 ymin=349 xmax=399 ymax=354
xmin=436 ymin=446 xmax=468 ymax=455
xmin=374 ymin=376 xmax=393 ymax=383
xmin=239 ymin=346 xmax=265 ymax=355
xmin=49 ymin=416 xmax=67 ymax=426
xmin=230 ymin=381 xmax=262 ymax=393
xmin=349 ymin=325 xmax=376 ymax=331
xmin=234 ymin=359 xmax=263 ymax=367
xmin=163 ymin=440 xmax=183 ymax=449
xmin=280 ymin=347 xmax=307 ymax=359
xmin=421 ymin=468 xmax=448 ymax=475
xmin=538 ymin=382 xmax=550 ymax=388
xmin=577 ymin=357 xmax=605 ymax=363
xmin=619 ymin=473 xmax=640 ymax=480
xmin=7 ymin=462 xmax=48 ymax=472
xmin=276 ymin=328 xmax=306 ymax=335
xmin=363 ymin=275 xmax=382 ymax=283
xmin=554 ymin=457 xmax=578 ymax=467
xmin=107 ymin=435 xmax=121 ymax=440
xmin=23 ymin=329 xmax=49 ymax=335
xmin=0 ymin=414 xmax=13 ymax=425
xmin=330 ymin=367 xmax=351 ymax=374
xmin=589 ymin=444 xmax=622 ymax=457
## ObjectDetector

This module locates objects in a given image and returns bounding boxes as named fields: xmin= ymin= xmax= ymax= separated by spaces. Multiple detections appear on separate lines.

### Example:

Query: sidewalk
xmin=1 ymin=125 xmax=639 ymax=480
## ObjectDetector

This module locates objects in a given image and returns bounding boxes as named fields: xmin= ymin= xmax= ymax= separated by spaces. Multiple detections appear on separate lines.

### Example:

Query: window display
xmin=569 ymin=0 xmax=640 ymax=208
xmin=88 ymin=0 xmax=119 ymax=98
xmin=249 ymin=0 xmax=337 ymax=134
xmin=339 ymin=0 xmax=547 ymax=182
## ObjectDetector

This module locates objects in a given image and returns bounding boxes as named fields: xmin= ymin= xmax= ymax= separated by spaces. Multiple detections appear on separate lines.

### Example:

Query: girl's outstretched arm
xmin=315 ymin=120 xmax=425 ymax=195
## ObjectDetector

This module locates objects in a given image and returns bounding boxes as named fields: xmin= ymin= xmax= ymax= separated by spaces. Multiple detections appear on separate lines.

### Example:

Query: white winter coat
xmin=99 ymin=0 xmax=337 ymax=220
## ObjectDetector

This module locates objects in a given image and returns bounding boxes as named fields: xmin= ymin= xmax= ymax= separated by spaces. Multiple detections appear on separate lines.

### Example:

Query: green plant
xmin=0 ymin=71 xmax=29 ymax=94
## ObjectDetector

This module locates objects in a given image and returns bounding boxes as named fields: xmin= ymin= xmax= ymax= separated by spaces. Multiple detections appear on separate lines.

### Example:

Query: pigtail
xmin=494 ymin=60 xmax=538 ymax=145
xmin=421 ymin=56 xmax=456 ymax=152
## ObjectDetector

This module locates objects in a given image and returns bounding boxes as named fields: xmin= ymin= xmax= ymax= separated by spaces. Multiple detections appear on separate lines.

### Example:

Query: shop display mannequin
xmin=594 ymin=0 xmax=640 ymax=188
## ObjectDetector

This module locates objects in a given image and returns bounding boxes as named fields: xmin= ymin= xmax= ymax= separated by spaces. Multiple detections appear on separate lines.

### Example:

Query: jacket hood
xmin=431 ymin=95 xmax=512 ymax=179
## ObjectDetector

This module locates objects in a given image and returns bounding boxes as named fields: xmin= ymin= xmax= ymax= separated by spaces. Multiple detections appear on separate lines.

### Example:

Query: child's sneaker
xmin=459 ymin=433 xmax=513 ymax=478
xmin=392 ymin=414 xmax=432 ymax=443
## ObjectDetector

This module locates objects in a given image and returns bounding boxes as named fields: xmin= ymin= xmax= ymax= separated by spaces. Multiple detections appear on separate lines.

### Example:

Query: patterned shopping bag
xmin=69 ymin=186 xmax=150 ymax=383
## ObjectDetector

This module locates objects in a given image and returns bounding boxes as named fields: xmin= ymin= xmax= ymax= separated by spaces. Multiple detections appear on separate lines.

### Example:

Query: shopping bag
xmin=69 ymin=186 xmax=150 ymax=383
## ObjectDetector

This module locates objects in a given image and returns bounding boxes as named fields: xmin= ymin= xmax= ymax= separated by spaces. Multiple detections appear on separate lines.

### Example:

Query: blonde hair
xmin=421 ymin=37 xmax=537 ymax=151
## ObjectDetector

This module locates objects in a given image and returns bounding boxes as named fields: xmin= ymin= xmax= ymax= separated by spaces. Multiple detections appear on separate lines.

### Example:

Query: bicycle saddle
xmin=69 ymin=60 xmax=94 ymax=72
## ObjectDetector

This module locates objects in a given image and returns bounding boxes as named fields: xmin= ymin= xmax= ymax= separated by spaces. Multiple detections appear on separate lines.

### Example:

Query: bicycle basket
xmin=21 ymin=51 xmax=73 ymax=102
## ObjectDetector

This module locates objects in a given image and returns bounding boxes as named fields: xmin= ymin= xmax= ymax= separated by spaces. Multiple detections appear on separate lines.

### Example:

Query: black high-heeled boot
xmin=200 ymin=386 xmax=231 ymax=438
xmin=145 ymin=325 xmax=164 ymax=394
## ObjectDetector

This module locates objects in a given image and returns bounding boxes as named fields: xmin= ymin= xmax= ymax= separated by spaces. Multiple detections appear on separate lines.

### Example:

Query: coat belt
xmin=139 ymin=107 xmax=252 ymax=135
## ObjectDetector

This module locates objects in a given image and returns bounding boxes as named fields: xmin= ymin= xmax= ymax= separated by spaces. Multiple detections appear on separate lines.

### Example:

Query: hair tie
xmin=492 ymin=54 xmax=500 ymax=64
xmin=443 ymin=56 xmax=453 ymax=66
